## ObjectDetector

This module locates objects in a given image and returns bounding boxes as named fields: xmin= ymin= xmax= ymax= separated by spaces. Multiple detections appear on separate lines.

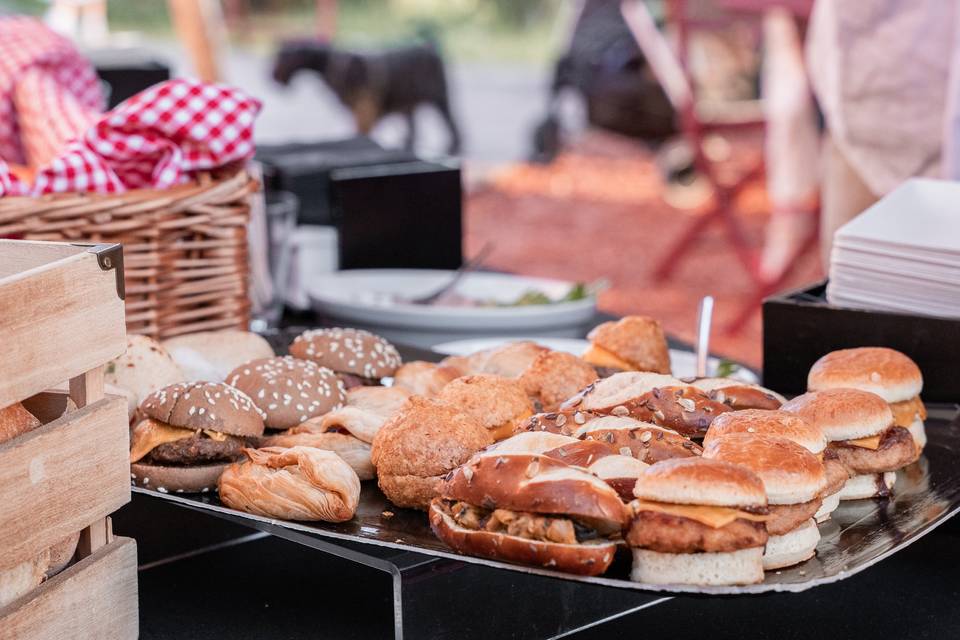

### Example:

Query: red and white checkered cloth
xmin=0 ymin=16 xmax=103 ymax=167
xmin=0 ymin=17 xmax=261 ymax=196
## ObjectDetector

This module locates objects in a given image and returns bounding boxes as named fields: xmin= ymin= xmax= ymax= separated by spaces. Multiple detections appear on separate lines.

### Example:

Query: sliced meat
xmin=823 ymin=455 xmax=850 ymax=496
xmin=829 ymin=426 xmax=917 ymax=475
xmin=449 ymin=502 xmax=590 ymax=545
xmin=144 ymin=434 xmax=246 ymax=465
xmin=626 ymin=510 xmax=767 ymax=554
xmin=766 ymin=499 xmax=821 ymax=536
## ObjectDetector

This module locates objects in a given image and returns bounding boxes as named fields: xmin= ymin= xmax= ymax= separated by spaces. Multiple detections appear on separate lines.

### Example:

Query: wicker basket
xmin=0 ymin=167 xmax=257 ymax=339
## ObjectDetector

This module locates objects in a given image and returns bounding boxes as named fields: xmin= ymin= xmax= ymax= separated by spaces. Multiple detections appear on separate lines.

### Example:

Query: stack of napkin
xmin=826 ymin=178 xmax=960 ymax=319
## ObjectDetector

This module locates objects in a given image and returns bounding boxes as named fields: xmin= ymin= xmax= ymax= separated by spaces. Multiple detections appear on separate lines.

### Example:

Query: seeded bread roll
xmin=520 ymin=350 xmax=598 ymax=412
xmin=289 ymin=327 xmax=401 ymax=380
xmin=139 ymin=382 xmax=266 ymax=437
xmin=585 ymin=316 xmax=671 ymax=375
xmin=227 ymin=356 xmax=346 ymax=430
xmin=437 ymin=374 xmax=534 ymax=441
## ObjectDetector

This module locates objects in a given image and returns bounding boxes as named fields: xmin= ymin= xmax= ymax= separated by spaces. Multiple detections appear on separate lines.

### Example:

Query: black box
xmin=257 ymin=139 xmax=417 ymax=225
xmin=331 ymin=159 xmax=462 ymax=270
xmin=763 ymin=281 xmax=960 ymax=402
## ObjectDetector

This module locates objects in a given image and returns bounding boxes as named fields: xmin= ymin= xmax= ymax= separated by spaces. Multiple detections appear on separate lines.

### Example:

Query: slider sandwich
xmin=429 ymin=443 xmax=626 ymax=576
xmin=627 ymin=458 xmax=769 ymax=586
xmin=808 ymin=347 xmax=927 ymax=452
xmin=704 ymin=410 xmax=841 ymax=522
xmin=703 ymin=434 xmax=827 ymax=570
xmin=561 ymin=372 xmax=731 ymax=438
xmin=687 ymin=378 xmax=786 ymax=411
xmin=783 ymin=388 xmax=917 ymax=500
xmin=290 ymin=327 xmax=402 ymax=388
xmin=583 ymin=315 xmax=671 ymax=376
xmin=574 ymin=416 xmax=702 ymax=463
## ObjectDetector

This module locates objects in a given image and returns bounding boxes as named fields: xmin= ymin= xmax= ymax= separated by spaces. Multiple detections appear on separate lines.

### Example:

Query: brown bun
xmin=0 ymin=402 xmax=41 ymax=444
xmin=437 ymin=374 xmax=534 ymax=440
xmin=575 ymin=416 xmax=702 ymax=463
xmin=703 ymin=410 xmax=826 ymax=454
xmin=429 ymin=499 xmax=617 ymax=576
xmin=139 ymin=381 xmax=265 ymax=437
xmin=441 ymin=453 xmax=626 ymax=531
xmin=586 ymin=316 xmax=670 ymax=374
xmin=372 ymin=397 xmax=492 ymax=510
xmin=633 ymin=458 xmax=767 ymax=509
xmin=393 ymin=361 xmax=460 ymax=397
xmin=474 ymin=341 xmax=549 ymax=378
xmin=702 ymin=433 xmax=827 ymax=505
xmin=162 ymin=330 xmax=274 ymax=382
xmin=519 ymin=350 xmax=598 ymax=412
xmin=289 ymin=327 xmax=401 ymax=378
xmin=807 ymin=347 xmax=922 ymax=403
xmin=131 ymin=461 xmax=228 ymax=493
xmin=106 ymin=334 xmax=185 ymax=407
xmin=781 ymin=388 xmax=893 ymax=441
xmin=688 ymin=378 xmax=786 ymax=409
xmin=226 ymin=356 xmax=345 ymax=430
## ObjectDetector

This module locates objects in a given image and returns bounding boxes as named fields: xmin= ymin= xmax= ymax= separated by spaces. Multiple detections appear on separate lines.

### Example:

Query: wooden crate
xmin=0 ymin=240 xmax=137 ymax=639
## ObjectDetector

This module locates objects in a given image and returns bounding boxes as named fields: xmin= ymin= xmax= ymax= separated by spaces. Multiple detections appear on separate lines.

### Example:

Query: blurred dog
xmin=273 ymin=39 xmax=461 ymax=153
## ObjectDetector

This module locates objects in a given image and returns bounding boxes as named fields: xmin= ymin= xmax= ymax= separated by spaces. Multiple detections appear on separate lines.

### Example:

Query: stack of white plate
xmin=827 ymin=178 xmax=960 ymax=318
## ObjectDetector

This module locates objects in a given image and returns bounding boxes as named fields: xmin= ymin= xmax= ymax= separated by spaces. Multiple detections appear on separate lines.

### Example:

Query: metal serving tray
xmin=134 ymin=404 xmax=960 ymax=596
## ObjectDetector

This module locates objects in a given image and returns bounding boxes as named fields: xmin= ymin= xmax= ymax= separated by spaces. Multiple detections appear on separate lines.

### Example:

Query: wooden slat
xmin=0 ymin=395 xmax=129 ymax=570
xmin=0 ymin=537 xmax=138 ymax=640
xmin=0 ymin=244 xmax=126 ymax=408
xmin=69 ymin=366 xmax=105 ymax=408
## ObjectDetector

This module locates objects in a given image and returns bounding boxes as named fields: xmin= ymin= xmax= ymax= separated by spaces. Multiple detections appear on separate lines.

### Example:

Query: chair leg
xmin=653 ymin=200 xmax=724 ymax=280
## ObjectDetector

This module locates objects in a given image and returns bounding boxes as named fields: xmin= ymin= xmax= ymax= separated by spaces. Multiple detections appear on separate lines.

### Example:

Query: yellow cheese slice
xmin=488 ymin=410 xmax=534 ymax=441
xmin=130 ymin=420 xmax=230 ymax=462
xmin=582 ymin=345 xmax=635 ymax=371
xmin=845 ymin=434 xmax=882 ymax=450
xmin=633 ymin=500 xmax=769 ymax=529
xmin=890 ymin=397 xmax=925 ymax=428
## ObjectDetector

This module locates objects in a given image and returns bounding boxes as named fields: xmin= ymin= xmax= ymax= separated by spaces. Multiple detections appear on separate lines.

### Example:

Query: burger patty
xmin=829 ymin=426 xmax=917 ymax=475
xmin=823 ymin=455 xmax=850 ymax=496
xmin=626 ymin=510 xmax=767 ymax=554
xmin=766 ymin=499 xmax=821 ymax=536
xmin=448 ymin=501 xmax=599 ymax=545
xmin=143 ymin=434 xmax=246 ymax=466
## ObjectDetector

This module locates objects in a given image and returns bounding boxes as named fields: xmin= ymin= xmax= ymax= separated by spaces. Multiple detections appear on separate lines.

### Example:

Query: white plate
xmin=432 ymin=337 xmax=759 ymax=383
xmin=307 ymin=270 xmax=597 ymax=331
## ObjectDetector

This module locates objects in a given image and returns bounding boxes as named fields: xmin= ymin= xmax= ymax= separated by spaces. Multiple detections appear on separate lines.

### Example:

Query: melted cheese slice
xmin=844 ymin=434 xmax=882 ymax=450
xmin=582 ymin=345 xmax=634 ymax=371
xmin=890 ymin=397 xmax=925 ymax=428
xmin=129 ymin=419 xmax=227 ymax=463
xmin=633 ymin=500 xmax=770 ymax=529
xmin=489 ymin=410 xmax=534 ymax=441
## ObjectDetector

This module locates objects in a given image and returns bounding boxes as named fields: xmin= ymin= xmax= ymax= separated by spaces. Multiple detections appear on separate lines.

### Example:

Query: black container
xmin=763 ymin=281 xmax=960 ymax=402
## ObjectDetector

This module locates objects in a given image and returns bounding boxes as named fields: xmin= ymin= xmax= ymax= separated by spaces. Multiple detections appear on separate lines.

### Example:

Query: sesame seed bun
xmin=632 ymin=458 xmax=767 ymax=509
xmin=139 ymin=381 xmax=265 ymax=437
xmin=226 ymin=356 xmax=345 ymax=430
xmin=290 ymin=328 xmax=401 ymax=379
xmin=703 ymin=410 xmax=826 ymax=454
xmin=807 ymin=347 xmax=922 ymax=403
xmin=702 ymin=434 xmax=827 ymax=505
xmin=130 ymin=461 xmax=228 ymax=493
xmin=781 ymin=389 xmax=893 ymax=442
xmin=587 ymin=316 xmax=671 ymax=374
xmin=437 ymin=374 xmax=534 ymax=440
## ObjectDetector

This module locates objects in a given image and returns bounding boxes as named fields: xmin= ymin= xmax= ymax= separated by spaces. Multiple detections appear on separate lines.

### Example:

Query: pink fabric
xmin=0 ymin=16 xmax=103 ymax=165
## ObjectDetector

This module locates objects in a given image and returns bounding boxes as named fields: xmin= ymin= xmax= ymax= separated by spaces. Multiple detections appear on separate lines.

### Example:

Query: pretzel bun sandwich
xmin=807 ymin=347 xmax=926 ymax=451
xmin=584 ymin=316 xmax=671 ymax=376
xmin=429 ymin=445 xmax=626 ymax=575
xmin=562 ymin=372 xmax=730 ymax=438
xmin=688 ymin=378 xmax=786 ymax=411
xmin=520 ymin=350 xmax=598 ymax=412
xmin=627 ymin=458 xmax=769 ymax=585
xmin=703 ymin=434 xmax=826 ymax=570
xmin=704 ymin=410 xmax=839 ymax=522
xmin=226 ymin=356 xmax=346 ymax=430
xmin=130 ymin=382 xmax=266 ymax=493
xmin=372 ymin=397 xmax=492 ymax=510
xmin=783 ymin=388 xmax=915 ymax=500
xmin=574 ymin=416 xmax=702 ymax=463
xmin=290 ymin=327 xmax=402 ymax=388
xmin=437 ymin=374 xmax=534 ymax=441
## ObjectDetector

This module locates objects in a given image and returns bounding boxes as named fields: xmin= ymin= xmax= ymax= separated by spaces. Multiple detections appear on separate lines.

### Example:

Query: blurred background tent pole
xmin=167 ymin=0 xmax=224 ymax=82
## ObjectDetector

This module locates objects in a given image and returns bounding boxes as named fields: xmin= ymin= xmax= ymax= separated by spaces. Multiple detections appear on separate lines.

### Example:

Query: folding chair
xmin=621 ymin=0 xmax=818 ymax=334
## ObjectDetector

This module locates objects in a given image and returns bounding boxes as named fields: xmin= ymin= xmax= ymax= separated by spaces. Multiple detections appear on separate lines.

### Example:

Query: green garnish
xmin=715 ymin=359 xmax=741 ymax=378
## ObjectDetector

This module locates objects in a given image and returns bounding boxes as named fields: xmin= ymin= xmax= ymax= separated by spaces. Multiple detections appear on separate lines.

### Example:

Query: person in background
xmin=807 ymin=0 xmax=960 ymax=268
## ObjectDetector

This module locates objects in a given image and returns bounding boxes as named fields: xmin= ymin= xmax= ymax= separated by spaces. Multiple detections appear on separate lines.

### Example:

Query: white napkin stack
xmin=827 ymin=178 xmax=960 ymax=318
